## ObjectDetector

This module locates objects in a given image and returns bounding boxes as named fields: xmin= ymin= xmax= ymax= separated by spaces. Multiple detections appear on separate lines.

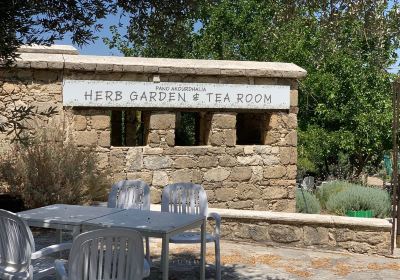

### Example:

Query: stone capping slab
xmin=149 ymin=204 xmax=391 ymax=230
xmin=10 ymin=51 xmax=307 ymax=78
xmin=17 ymin=44 xmax=79 ymax=55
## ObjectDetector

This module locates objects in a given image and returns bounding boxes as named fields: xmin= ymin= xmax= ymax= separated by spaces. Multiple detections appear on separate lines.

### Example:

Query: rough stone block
xmin=237 ymin=184 xmax=262 ymax=200
xmin=218 ymin=155 xmax=237 ymax=167
xmin=224 ymin=129 xmax=236 ymax=146
xmin=170 ymin=169 xmax=193 ymax=182
xmin=126 ymin=148 xmax=143 ymax=171
xmin=263 ymin=166 xmax=287 ymax=179
xmin=165 ymin=131 xmax=175 ymax=146
xmin=303 ymin=226 xmax=329 ymax=245
xmin=262 ymin=154 xmax=280 ymax=165
xmin=174 ymin=157 xmax=197 ymax=168
xmin=74 ymin=131 xmax=97 ymax=146
xmin=109 ymin=149 xmax=126 ymax=170
xmin=237 ymin=155 xmax=262 ymax=166
xmin=149 ymin=112 xmax=175 ymax=130
xmin=335 ymin=229 xmax=355 ymax=242
xmin=143 ymin=155 xmax=172 ymax=170
xmin=268 ymin=225 xmax=302 ymax=243
xmin=284 ymin=130 xmax=297 ymax=146
xmin=198 ymin=156 xmax=218 ymax=168
xmin=126 ymin=172 xmax=153 ymax=184
xmin=152 ymin=171 xmax=169 ymax=187
xmin=229 ymin=167 xmax=252 ymax=182
xmin=215 ymin=188 xmax=236 ymax=202
xmin=147 ymin=132 xmax=160 ymax=145
xmin=98 ymin=131 xmax=111 ymax=147
xmin=243 ymin=146 xmax=254 ymax=155
xmin=73 ymin=115 xmax=87 ymax=131
xmin=263 ymin=187 xmax=288 ymax=199
xmin=227 ymin=200 xmax=253 ymax=209
xmin=264 ymin=130 xmax=280 ymax=145
xmin=91 ymin=115 xmax=110 ymax=130
xmin=288 ymin=113 xmax=297 ymax=129
xmin=204 ymin=167 xmax=231 ymax=182
xmin=212 ymin=113 xmax=236 ymax=129
xmin=209 ymin=132 xmax=223 ymax=146
xmin=286 ymin=165 xmax=297 ymax=179
xmin=150 ymin=186 xmax=162 ymax=203
xmin=280 ymin=147 xmax=297 ymax=165
xmin=290 ymin=90 xmax=298 ymax=107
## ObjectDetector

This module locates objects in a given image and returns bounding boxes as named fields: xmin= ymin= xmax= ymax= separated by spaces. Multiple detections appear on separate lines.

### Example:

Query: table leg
xmin=200 ymin=219 xmax=206 ymax=280
xmin=56 ymin=229 xmax=63 ymax=258
xmin=161 ymin=234 xmax=170 ymax=280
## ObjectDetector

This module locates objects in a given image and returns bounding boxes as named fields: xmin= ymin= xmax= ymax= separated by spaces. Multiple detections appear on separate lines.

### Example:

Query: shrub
xmin=326 ymin=185 xmax=391 ymax=218
xmin=296 ymin=189 xmax=321 ymax=214
xmin=316 ymin=180 xmax=355 ymax=209
xmin=0 ymin=127 xmax=110 ymax=208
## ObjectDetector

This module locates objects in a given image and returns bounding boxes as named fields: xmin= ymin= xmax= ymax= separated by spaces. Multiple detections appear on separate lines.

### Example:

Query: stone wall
xmin=149 ymin=204 xmax=392 ymax=256
xmin=0 ymin=52 xmax=305 ymax=211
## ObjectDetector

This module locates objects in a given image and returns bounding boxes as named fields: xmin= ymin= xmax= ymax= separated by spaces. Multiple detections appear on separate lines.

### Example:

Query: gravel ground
xmin=32 ymin=229 xmax=400 ymax=280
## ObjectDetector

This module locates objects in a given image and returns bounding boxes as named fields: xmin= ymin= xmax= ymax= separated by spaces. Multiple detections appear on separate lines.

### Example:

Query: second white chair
xmin=107 ymin=180 xmax=151 ymax=264
xmin=161 ymin=183 xmax=221 ymax=280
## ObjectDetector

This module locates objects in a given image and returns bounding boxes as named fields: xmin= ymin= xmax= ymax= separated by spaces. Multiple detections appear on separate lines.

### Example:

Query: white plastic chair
xmin=55 ymin=228 xmax=150 ymax=280
xmin=0 ymin=209 xmax=71 ymax=280
xmin=161 ymin=183 xmax=221 ymax=280
xmin=301 ymin=176 xmax=315 ymax=191
xmin=107 ymin=180 xmax=151 ymax=264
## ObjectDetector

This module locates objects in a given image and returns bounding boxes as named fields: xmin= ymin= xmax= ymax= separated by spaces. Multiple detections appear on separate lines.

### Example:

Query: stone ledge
xmin=17 ymin=44 xmax=79 ymax=55
xmin=149 ymin=204 xmax=391 ymax=231
xmin=10 ymin=50 xmax=307 ymax=79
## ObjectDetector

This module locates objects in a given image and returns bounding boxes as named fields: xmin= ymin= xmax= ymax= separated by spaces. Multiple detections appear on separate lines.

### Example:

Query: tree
xmin=106 ymin=0 xmax=400 ymax=179
xmin=0 ymin=0 xmax=204 ymax=65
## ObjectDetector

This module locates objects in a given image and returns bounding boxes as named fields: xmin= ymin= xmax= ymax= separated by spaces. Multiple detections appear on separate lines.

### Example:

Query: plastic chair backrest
xmin=301 ymin=176 xmax=315 ymax=190
xmin=0 ymin=209 xmax=34 ymax=275
xmin=108 ymin=180 xmax=150 ymax=210
xmin=68 ymin=229 xmax=144 ymax=280
xmin=161 ymin=183 xmax=208 ymax=216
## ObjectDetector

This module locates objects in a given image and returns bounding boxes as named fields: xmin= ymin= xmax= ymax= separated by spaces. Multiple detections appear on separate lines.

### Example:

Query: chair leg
xmin=214 ymin=238 xmax=221 ymax=280
xmin=145 ymin=236 xmax=151 ymax=265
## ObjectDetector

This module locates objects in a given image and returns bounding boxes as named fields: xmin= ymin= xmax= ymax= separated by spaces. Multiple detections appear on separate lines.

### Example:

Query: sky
xmin=56 ymin=13 xmax=125 ymax=56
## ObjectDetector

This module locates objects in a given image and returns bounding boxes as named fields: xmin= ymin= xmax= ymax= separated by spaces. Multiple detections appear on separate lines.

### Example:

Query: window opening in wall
xmin=236 ymin=113 xmax=264 ymax=145
xmin=111 ymin=110 xmax=145 ymax=146
xmin=175 ymin=112 xmax=201 ymax=146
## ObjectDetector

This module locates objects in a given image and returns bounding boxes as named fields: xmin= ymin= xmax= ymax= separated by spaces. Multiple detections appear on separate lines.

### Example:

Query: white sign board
xmin=63 ymin=80 xmax=290 ymax=110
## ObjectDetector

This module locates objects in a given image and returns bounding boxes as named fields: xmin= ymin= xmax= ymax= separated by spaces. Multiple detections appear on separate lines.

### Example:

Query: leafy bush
xmin=296 ymin=189 xmax=321 ymax=214
xmin=326 ymin=185 xmax=391 ymax=218
xmin=0 ymin=127 xmax=109 ymax=209
xmin=316 ymin=181 xmax=355 ymax=209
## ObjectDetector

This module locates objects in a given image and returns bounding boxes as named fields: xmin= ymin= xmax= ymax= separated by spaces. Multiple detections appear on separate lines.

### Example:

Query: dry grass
xmin=311 ymin=258 xmax=331 ymax=269
xmin=282 ymin=265 xmax=313 ymax=278
xmin=333 ymin=262 xmax=352 ymax=276
xmin=367 ymin=262 xmax=400 ymax=271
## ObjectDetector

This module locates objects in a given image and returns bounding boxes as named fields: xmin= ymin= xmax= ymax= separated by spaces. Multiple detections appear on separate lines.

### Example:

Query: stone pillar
xmin=147 ymin=111 xmax=175 ymax=147
xmin=207 ymin=113 xmax=236 ymax=146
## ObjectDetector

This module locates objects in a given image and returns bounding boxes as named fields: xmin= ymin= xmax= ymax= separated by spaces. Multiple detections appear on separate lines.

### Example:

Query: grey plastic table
xmin=18 ymin=204 xmax=206 ymax=280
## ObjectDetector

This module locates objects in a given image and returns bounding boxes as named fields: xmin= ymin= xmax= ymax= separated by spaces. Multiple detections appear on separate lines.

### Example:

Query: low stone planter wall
xmin=150 ymin=205 xmax=392 ymax=256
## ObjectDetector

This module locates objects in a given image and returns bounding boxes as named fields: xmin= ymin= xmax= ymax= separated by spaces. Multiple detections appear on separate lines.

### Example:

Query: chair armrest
xmin=207 ymin=212 xmax=221 ymax=237
xmin=31 ymin=243 xmax=72 ymax=260
xmin=55 ymin=259 xmax=68 ymax=280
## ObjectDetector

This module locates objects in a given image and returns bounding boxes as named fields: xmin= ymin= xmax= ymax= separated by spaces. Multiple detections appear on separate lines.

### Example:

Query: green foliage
xmin=316 ymin=181 xmax=355 ymax=209
xmin=1 ymin=1 xmax=206 ymax=65
xmin=296 ymin=189 xmax=321 ymax=214
xmin=105 ymin=0 xmax=400 ymax=180
xmin=326 ymin=185 xmax=391 ymax=218
xmin=0 ymin=127 xmax=110 ymax=208
xmin=175 ymin=112 xmax=197 ymax=146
